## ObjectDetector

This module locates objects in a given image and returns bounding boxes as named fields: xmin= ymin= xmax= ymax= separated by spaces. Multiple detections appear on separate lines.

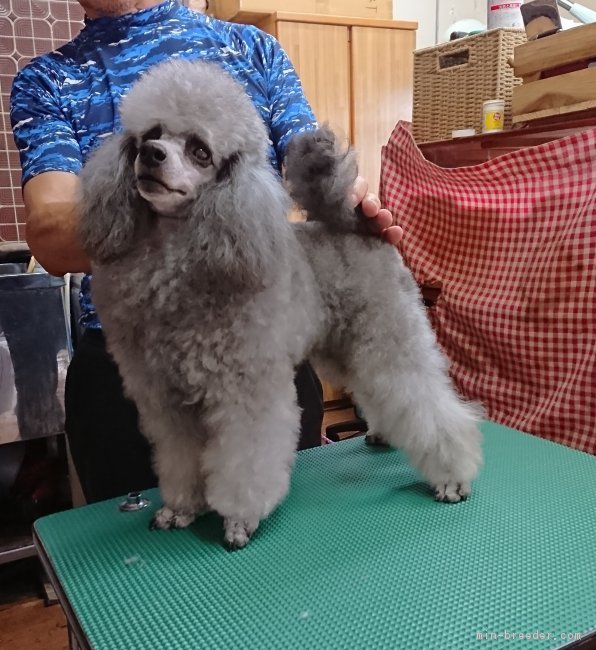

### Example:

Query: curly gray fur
xmin=79 ymin=60 xmax=482 ymax=549
xmin=285 ymin=125 xmax=367 ymax=234
xmin=78 ymin=135 xmax=149 ymax=261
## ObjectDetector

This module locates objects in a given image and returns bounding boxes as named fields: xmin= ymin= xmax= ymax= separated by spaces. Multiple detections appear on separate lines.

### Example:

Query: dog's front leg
xmin=201 ymin=374 xmax=301 ymax=549
xmin=138 ymin=409 xmax=208 ymax=531
xmin=149 ymin=432 xmax=208 ymax=530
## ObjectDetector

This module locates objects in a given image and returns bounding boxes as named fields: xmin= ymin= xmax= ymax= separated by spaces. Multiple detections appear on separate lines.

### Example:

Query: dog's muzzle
xmin=136 ymin=143 xmax=187 ymax=196
xmin=139 ymin=142 xmax=167 ymax=168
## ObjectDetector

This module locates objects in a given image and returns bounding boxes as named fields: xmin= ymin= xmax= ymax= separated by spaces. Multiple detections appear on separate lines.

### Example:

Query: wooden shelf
xmin=417 ymin=112 xmax=596 ymax=168
xmin=213 ymin=0 xmax=395 ymax=23
xmin=513 ymin=22 xmax=596 ymax=79
xmin=250 ymin=11 xmax=416 ymax=30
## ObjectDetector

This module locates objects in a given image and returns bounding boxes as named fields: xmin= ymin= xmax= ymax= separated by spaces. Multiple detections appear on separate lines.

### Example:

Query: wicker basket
xmin=412 ymin=29 xmax=526 ymax=143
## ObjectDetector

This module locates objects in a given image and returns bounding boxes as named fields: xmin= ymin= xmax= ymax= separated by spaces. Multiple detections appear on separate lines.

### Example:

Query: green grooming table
xmin=34 ymin=423 xmax=596 ymax=650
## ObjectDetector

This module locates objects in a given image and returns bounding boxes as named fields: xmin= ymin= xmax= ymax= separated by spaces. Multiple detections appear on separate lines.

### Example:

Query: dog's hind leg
xmin=339 ymin=282 xmax=482 ymax=502
xmin=352 ymin=371 xmax=482 ymax=502
xmin=200 ymin=370 xmax=301 ymax=549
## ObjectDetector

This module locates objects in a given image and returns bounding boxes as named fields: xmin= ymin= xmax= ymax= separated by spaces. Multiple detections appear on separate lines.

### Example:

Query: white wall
xmin=393 ymin=0 xmax=487 ymax=48
xmin=437 ymin=0 xmax=485 ymax=40
xmin=392 ymin=0 xmax=437 ymax=48
xmin=393 ymin=0 xmax=596 ymax=48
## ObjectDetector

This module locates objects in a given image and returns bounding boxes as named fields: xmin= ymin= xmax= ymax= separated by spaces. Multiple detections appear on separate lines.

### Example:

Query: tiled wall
xmin=0 ymin=0 xmax=84 ymax=242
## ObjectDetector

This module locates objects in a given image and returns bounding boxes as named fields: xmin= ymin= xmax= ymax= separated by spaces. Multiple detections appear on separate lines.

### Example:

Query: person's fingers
xmin=351 ymin=176 xmax=369 ymax=207
xmin=360 ymin=194 xmax=383 ymax=218
xmin=383 ymin=225 xmax=404 ymax=246
xmin=364 ymin=208 xmax=393 ymax=233
xmin=374 ymin=207 xmax=392 ymax=229
xmin=350 ymin=182 xmax=399 ymax=242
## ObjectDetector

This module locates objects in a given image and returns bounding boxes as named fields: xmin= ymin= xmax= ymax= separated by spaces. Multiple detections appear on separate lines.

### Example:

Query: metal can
xmin=487 ymin=2 xmax=524 ymax=29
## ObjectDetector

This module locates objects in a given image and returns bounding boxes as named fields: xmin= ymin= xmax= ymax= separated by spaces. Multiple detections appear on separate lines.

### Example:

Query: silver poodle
xmin=78 ymin=60 xmax=482 ymax=549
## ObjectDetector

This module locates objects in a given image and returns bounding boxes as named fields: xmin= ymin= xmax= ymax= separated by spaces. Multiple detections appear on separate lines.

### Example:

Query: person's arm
xmin=11 ymin=59 xmax=90 ymax=275
xmin=23 ymin=172 xmax=91 ymax=276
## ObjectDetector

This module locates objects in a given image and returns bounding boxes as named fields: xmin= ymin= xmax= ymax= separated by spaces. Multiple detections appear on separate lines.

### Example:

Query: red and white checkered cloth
xmin=380 ymin=122 xmax=596 ymax=454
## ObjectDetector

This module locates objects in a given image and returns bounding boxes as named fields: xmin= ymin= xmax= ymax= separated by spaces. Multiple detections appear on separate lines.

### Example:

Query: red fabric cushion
xmin=380 ymin=123 xmax=595 ymax=454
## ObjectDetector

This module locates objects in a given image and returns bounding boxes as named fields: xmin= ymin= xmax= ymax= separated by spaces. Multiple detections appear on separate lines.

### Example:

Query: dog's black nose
xmin=139 ymin=142 xmax=167 ymax=167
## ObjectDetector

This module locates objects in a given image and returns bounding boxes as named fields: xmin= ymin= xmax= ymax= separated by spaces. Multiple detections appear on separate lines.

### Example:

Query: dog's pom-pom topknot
xmin=284 ymin=126 xmax=362 ymax=233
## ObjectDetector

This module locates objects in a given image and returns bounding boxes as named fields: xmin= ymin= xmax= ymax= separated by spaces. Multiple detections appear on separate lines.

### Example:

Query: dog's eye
xmin=187 ymin=136 xmax=212 ymax=167
xmin=192 ymin=146 xmax=211 ymax=164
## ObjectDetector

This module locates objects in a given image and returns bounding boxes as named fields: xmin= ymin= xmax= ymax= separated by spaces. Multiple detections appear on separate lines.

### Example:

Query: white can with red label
xmin=487 ymin=2 xmax=524 ymax=29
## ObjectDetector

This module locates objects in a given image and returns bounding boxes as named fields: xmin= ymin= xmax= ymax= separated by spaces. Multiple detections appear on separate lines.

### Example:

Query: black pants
xmin=65 ymin=329 xmax=323 ymax=504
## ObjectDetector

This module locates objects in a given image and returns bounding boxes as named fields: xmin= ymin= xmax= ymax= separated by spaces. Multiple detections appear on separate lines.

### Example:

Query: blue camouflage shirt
xmin=11 ymin=0 xmax=316 ymax=329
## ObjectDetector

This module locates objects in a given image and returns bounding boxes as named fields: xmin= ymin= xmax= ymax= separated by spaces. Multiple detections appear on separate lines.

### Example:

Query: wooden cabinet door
xmin=274 ymin=22 xmax=351 ymax=404
xmin=350 ymin=26 xmax=415 ymax=195
xmin=276 ymin=21 xmax=351 ymax=140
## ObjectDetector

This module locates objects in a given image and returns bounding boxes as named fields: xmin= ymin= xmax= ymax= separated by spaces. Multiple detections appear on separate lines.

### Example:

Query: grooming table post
xmin=34 ymin=422 xmax=596 ymax=650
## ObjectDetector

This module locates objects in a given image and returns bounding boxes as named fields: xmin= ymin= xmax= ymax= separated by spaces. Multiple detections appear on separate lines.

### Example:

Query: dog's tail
xmin=284 ymin=126 xmax=363 ymax=233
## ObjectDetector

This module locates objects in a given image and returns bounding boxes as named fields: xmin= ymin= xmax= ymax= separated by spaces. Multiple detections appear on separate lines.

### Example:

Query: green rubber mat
xmin=35 ymin=422 xmax=596 ymax=650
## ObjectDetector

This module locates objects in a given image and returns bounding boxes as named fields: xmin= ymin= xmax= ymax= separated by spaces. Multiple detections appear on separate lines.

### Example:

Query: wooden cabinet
xmin=255 ymin=13 xmax=417 ymax=195
xmin=351 ymin=25 xmax=415 ymax=194
xmin=275 ymin=21 xmax=351 ymax=141
xmin=235 ymin=12 xmax=417 ymax=403
xmin=213 ymin=0 xmax=393 ymax=22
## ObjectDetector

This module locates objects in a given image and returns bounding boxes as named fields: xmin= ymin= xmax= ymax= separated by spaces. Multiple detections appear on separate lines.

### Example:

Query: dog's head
xmin=80 ymin=59 xmax=290 ymax=278
xmin=118 ymin=59 xmax=270 ymax=217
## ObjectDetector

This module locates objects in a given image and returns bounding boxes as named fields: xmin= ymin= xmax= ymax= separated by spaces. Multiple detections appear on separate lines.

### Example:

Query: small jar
xmin=482 ymin=99 xmax=505 ymax=133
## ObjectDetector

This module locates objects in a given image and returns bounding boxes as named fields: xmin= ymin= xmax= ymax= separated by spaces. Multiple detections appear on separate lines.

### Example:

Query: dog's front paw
xmin=149 ymin=506 xmax=196 ymax=530
xmin=223 ymin=517 xmax=259 ymax=550
xmin=434 ymin=481 xmax=471 ymax=503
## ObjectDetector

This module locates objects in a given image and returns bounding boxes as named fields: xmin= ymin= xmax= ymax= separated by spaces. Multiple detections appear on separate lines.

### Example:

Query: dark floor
xmin=0 ymin=557 xmax=42 ymax=607
xmin=0 ymin=557 xmax=68 ymax=650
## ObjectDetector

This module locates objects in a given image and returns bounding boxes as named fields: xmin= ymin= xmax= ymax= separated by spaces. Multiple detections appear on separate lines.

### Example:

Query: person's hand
xmin=352 ymin=175 xmax=403 ymax=246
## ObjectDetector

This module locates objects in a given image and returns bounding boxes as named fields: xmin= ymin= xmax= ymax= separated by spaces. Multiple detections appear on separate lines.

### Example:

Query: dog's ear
xmin=190 ymin=155 xmax=292 ymax=290
xmin=78 ymin=134 xmax=146 ymax=263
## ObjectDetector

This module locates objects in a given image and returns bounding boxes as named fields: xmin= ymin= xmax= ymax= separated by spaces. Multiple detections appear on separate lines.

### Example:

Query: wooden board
xmin=0 ymin=599 xmax=68 ymax=650
xmin=511 ymin=66 xmax=596 ymax=121
xmin=212 ymin=0 xmax=393 ymax=22
xmin=320 ymin=378 xmax=347 ymax=404
xmin=512 ymin=99 xmax=596 ymax=124
xmin=253 ymin=11 xmax=416 ymax=30
xmin=418 ymin=113 xmax=596 ymax=167
xmin=513 ymin=22 xmax=596 ymax=78
xmin=275 ymin=21 xmax=351 ymax=138
xmin=351 ymin=26 xmax=415 ymax=196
